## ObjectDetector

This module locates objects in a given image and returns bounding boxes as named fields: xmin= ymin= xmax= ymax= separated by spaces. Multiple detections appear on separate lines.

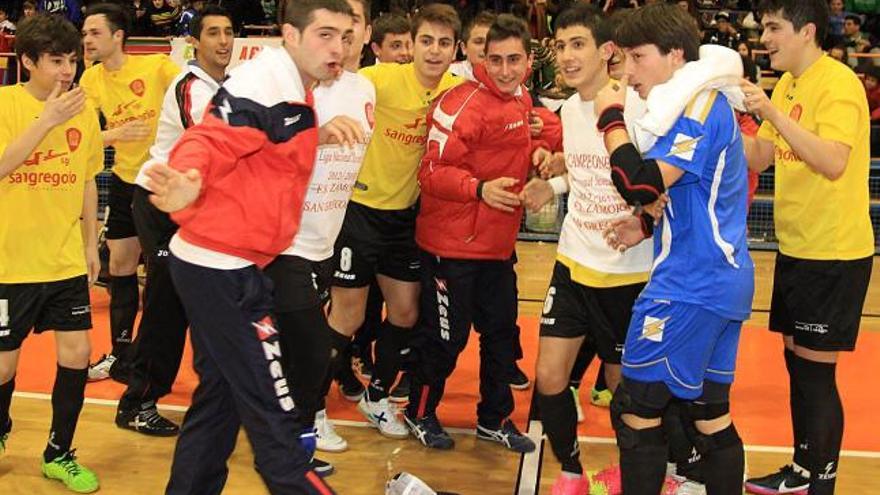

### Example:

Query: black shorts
xmin=539 ymin=261 xmax=645 ymax=364
xmin=0 ymin=275 xmax=92 ymax=351
xmin=769 ymin=253 xmax=873 ymax=352
xmin=332 ymin=201 xmax=420 ymax=287
xmin=264 ymin=255 xmax=334 ymax=312
xmin=106 ymin=173 xmax=138 ymax=240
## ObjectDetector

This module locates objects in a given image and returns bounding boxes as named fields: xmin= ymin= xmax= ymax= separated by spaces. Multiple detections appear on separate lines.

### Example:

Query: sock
xmin=785 ymin=348 xmax=810 ymax=469
xmin=44 ymin=365 xmax=87 ymax=463
xmin=699 ymin=423 xmax=744 ymax=495
xmin=0 ymin=376 xmax=14 ymax=433
xmin=568 ymin=344 xmax=595 ymax=390
xmin=792 ymin=355 xmax=842 ymax=495
xmin=537 ymin=390 xmax=582 ymax=474
xmin=322 ymin=328 xmax=352 ymax=399
xmin=368 ymin=320 xmax=409 ymax=401
xmin=595 ymin=362 xmax=608 ymax=391
xmin=109 ymin=274 xmax=139 ymax=359
xmin=619 ymin=425 xmax=668 ymax=495
xmin=664 ymin=401 xmax=704 ymax=483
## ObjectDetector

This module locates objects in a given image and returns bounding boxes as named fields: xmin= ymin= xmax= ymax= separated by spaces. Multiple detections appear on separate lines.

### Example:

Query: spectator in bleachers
xmin=707 ymin=11 xmax=742 ymax=49
xmin=864 ymin=65 xmax=880 ymax=120
xmin=738 ymin=41 xmax=761 ymax=84
xmin=128 ymin=0 xmax=153 ymax=36
xmin=844 ymin=13 xmax=871 ymax=65
xmin=0 ymin=6 xmax=15 ymax=32
xmin=829 ymin=0 xmax=848 ymax=38
xmin=20 ymin=0 xmax=37 ymax=20
xmin=146 ymin=0 xmax=180 ymax=36
xmin=175 ymin=0 xmax=203 ymax=36
xmin=829 ymin=42 xmax=848 ymax=62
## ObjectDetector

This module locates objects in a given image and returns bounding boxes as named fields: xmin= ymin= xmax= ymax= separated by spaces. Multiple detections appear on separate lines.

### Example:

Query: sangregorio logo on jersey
xmin=669 ymin=134 xmax=702 ymax=161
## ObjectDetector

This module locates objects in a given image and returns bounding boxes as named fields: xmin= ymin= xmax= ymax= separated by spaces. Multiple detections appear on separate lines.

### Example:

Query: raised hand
xmin=145 ymin=164 xmax=202 ymax=213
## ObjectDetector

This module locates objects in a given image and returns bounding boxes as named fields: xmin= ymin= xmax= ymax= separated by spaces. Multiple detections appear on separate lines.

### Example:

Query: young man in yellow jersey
xmin=327 ymin=3 xmax=461 ymax=439
xmin=0 ymin=14 xmax=103 ymax=493
xmin=741 ymin=1 xmax=874 ymax=494
xmin=79 ymin=3 xmax=179 ymax=382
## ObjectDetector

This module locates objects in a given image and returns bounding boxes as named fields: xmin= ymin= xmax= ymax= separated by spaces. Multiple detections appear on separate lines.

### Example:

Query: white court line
xmin=517 ymin=420 xmax=545 ymax=495
xmin=14 ymin=391 xmax=880 ymax=460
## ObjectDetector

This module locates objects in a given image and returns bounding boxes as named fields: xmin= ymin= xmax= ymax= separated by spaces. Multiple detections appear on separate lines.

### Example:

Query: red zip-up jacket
xmin=168 ymin=47 xmax=318 ymax=267
xmin=416 ymin=64 xmax=551 ymax=260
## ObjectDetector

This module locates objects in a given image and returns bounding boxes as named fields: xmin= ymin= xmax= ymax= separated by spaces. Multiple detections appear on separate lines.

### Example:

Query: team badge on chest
xmin=66 ymin=128 xmax=82 ymax=152
xmin=130 ymin=79 xmax=145 ymax=97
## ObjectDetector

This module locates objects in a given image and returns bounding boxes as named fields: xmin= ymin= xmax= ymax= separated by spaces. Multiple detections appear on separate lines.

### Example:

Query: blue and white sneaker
xmin=476 ymin=419 xmax=536 ymax=453
xmin=358 ymin=395 xmax=409 ymax=439
xmin=404 ymin=413 xmax=455 ymax=450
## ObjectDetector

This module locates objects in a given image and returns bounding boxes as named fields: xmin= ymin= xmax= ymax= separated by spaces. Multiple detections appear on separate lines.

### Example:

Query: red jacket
xmin=416 ymin=64 xmax=549 ymax=260
xmin=169 ymin=86 xmax=318 ymax=267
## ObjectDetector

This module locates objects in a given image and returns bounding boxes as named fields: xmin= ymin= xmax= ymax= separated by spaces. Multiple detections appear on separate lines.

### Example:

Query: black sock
xmin=619 ymin=425 xmax=668 ymax=495
xmin=785 ymin=349 xmax=810 ymax=469
xmin=699 ymin=423 xmax=744 ymax=495
xmin=322 ymin=328 xmax=352 ymax=398
xmin=537 ymin=390 xmax=582 ymax=474
xmin=792 ymin=355 xmax=843 ymax=495
xmin=664 ymin=402 xmax=704 ymax=483
xmin=0 ymin=376 xmax=14 ymax=433
xmin=110 ymin=274 xmax=139 ymax=359
xmin=368 ymin=321 xmax=409 ymax=401
xmin=568 ymin=344 xmax=595 ymax=390
xmin=595 ymin=362 xmax=608 ymax=391
xmin=44 ymin=365 xmax=87 ymax=463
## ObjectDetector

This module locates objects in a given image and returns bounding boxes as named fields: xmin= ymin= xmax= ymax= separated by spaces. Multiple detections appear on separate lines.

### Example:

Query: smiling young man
xmin=79 ymin=3 xmax=180 ymax=383
xmin=0 ymin=14 xmax=102 ymax=494
xmin=113 ymin=5 xmax=233 ymax=438
xmin=144 ymin=0 xmax=359 ymax=492
xmin=595 ymin=3 xmax=754 ymax=494
xmin=401 ymin=14 xmax=550 ymax=455
xmin=370 ymin=12 xmax=412 ymax=64
xmin=326 ymin=3 xmax=462 ymax=440
xmin=518 ymin=4 xmax=652 ymax=492
xmin=740 ymin=1 xmax=874 ymax=494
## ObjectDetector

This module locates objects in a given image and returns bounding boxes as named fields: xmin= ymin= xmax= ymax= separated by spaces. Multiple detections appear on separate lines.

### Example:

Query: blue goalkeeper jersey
xmin=641 ymin=89 xmax=754 ymax=321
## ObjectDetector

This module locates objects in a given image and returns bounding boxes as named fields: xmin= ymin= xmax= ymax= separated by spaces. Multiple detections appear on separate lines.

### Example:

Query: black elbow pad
xmin=609 ymin=143 xmax=666 ymax=206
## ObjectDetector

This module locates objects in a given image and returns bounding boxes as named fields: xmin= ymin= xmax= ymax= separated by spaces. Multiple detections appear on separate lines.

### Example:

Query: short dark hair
xmin=349 ymin=0 xmax=371 ymax=25
xmin=191 ymin=5 xmax=232 ymax=39
xmin=370 ymin=12 xmax=410 ymax=45
xmin=462 ymin=11 xmax=497 ymax=42
xmin=15 ymin=13 xmax=82 ymax=63
xmin=281 ymin=0 xmax=354 ymax=31
xmin=22 ymin=0 xmax=36 ymax=9
xmin=485 ymin=13 xmax=530 ymax=54
xmin=84 ymin=3 xmax=131 ymax=42
xmin=844 ymin=14 xmax=861 ymax=25
xmin=411 ymin=3 xmax=461 ymax=42
xmin=757 ymin=0 xmax=829 ymax=46
xmin=554 ymin=3 xmax=613 ymax=46
xmin=615 ymin=3 xmax=699 ymax=62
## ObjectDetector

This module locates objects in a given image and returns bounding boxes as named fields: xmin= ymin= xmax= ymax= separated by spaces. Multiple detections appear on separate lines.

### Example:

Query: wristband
xmin=597 ymin=104 xmax=626 ymax=134
xmin=476 ymin=180 xmax=485 ymax=199
xmin=548 ymin=175 xmax=569 ymax=195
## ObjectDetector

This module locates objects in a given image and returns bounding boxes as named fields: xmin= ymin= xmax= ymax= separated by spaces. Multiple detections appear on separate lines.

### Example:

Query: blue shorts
xmin=621 ymin=298 xmax=742 ymax=400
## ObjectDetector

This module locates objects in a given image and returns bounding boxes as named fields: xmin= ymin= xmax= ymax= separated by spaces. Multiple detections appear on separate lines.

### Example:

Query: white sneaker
xmin=358 ymin=396 xmax=408 ymax=439
xmin=571 ymin=386 xmax=584 ymax=423
xmin=88 ymin=354 xmax=116 ymax=382
xmin=315 ymin=409 xmax=347 ymax=452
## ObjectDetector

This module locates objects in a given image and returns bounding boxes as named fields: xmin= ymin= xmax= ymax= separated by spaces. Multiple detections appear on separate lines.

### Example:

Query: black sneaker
xmin=336 ymin=366 xmax=365 ymax=402
xmin=510 ymin=364 xmax=531 ymax=390
xmin=476 ymin=419 xmax=536 ymax=453
xmin=389 ymin=373 xmax=410 ymax=403
xmin=116 ymin=405 xmax=179 ymax=436
xmin=404 ymin=414 xmax=455 ymax=450
xmin=744 ymin=465 xmax=810 ymax=494
xmin=310 ymin=457 xmax=335 ymax=477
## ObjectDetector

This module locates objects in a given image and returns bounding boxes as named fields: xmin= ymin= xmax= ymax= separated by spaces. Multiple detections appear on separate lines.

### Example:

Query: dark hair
xmin=15 ymin=13 xmax=82 ymax=63
xmin=462 ymin=11 xmax=497 ymax=42
xmin=84 ymin=3 xmax=131 ymax=42
xmin=349 ymin=0 xmax=371 ymax=26
xmin=370 ymin=12 xmax=410 ymax=45
xmin=615 ymin=3 xmax=699 ymax=62
xmin=281 ymin=0 xmax=354 ymax=31
xmin=22 ymin=0 xmax=36 ymax=9
xmin=485 ymin=13 xmax=530 ymax=54
xmin=844 ymin=14 xmax=861 ymax=25
xmin=865 ymin=65 xmax=880 ymax=81
xmin=757 ymin=0 xmax=829 ymax=46
xmin=411 ymin=3 xmax=461 ymax=42
xmin=554 ymin=3 xmax=613 ymax=46
xmin=191 ymin=5 xmax=232 ymax=39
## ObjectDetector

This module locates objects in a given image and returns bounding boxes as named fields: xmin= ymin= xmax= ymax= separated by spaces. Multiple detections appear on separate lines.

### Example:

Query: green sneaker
xmin=590 ymin=387 xmax=613 ymax=408
xmin=41 ymin=450 xmax=99 ymax=493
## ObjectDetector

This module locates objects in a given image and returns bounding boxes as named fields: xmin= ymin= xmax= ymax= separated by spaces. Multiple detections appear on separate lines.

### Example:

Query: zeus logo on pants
xmin=435 ymin=278 xmax=450 ymax=341
xmin=253 ymin=318 xmax=296 ymax=412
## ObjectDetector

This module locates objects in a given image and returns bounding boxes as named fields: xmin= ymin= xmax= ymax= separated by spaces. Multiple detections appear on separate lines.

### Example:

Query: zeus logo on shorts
xmin=435 ymin=278 xmax=451 ymax=342
xmin=252 ymin=317 xmax=296 ymax=412
xmin=794 ymin=321 xmax=829 ymax=335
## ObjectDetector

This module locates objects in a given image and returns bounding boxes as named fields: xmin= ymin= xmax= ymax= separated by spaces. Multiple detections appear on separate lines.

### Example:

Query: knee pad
xmin=685 ymin=401 xmax=741 ymax=454
xmin=610 ymin=383 xmax=665 ymax=450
